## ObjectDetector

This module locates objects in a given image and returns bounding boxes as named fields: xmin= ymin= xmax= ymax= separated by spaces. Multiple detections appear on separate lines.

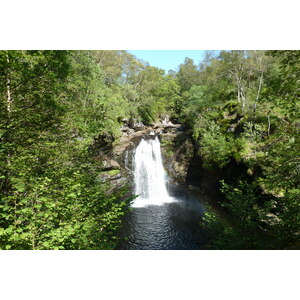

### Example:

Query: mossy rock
xmin=106 ymin=169 xmax=120 ymax=176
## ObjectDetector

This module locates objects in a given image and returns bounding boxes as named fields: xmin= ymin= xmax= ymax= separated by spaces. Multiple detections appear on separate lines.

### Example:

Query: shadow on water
xmin=117 ymin=184 xmax=212 ymax=250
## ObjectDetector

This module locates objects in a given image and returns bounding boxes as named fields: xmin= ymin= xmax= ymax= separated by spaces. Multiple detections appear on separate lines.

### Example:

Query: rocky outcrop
xmin=113 ymin=119 xmax=203 ymax=191
xmin=112 ymin=121 xmax=183 ymax=158
xmin=160 ymin=130 xmax=194 ymax=184
xmin=101 ymin=159 xmax=121 ymax=171
xmin=96 ymin=120 xmax=185 ymax=193
xmin=96 ymin=168 xmax=129 ymax=194
xmin=159 ymin=128 xmax=221 ymax=198
xmin=93 ymin=119 xmax=216 ymax=196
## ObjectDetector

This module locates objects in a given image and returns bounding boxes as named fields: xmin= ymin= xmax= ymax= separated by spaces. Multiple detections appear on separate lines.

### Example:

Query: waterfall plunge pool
xmin=117 ymin=136 xmax=211 ymax=250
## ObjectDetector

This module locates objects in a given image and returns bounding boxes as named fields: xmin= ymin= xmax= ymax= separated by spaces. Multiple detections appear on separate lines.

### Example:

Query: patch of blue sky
xmin=127 ymin=50 xmax=208 ymax=73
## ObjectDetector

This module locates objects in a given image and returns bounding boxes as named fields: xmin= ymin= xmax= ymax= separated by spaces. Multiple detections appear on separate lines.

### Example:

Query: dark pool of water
xmin=117 ymin=185 xmax=211 ymax=250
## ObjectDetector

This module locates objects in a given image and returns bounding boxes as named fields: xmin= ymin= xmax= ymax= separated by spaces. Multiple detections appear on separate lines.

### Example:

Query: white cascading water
xmin=132 ymin=136 xmax=174 ymax=208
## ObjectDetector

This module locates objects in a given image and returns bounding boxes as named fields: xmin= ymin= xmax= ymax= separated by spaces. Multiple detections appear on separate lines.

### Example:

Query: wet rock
xmin=96 ymin=169 xmax=121 ymax=183
xmin=121 ymin=125 xmax=129 ymax=133
xmin=121 ymin=118 xmax=129 ymax=125
xmin=159 ymin=129 xmax=220 ymax=199
xmin=128 ymin=118 xmax=145 ymax=130
xmin=109 ymin=173 xmax=122 ymax=181
xmin=96 ymin=168 xmax=130 ymax=195
xmin=101 ymin=159 xmax=121 ymax=171
xmin=121 ymin=124 xmax=136 ymax=135
xmin=102 ymin=121 xmax=200 ymax=194
xmin=160 ymin=131 xmax=195 ymax=184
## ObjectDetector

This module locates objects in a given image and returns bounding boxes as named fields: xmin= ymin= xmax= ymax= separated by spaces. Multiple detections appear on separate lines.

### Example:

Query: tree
xmin=176 ymin=57 xmax=200 ymax=92
xmin=0 ymin=51 xmax=133 ymax=250
xmin=174 ymin=50 xmax=300 ymax=249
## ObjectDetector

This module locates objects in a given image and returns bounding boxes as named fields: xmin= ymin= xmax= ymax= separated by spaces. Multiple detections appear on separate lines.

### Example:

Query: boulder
xmin=128 ymin=118 xmax=145 ymax=130
xmin=101 ymin=159 xmax=121 ymax=171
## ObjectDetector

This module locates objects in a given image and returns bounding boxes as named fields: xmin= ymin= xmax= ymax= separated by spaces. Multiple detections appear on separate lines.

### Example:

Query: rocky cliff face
xmin=159 ymin=128 xmax=220 ymax=197
xmin=159 ymin=129 xmax=193 ymax=184
xmin=92 ymin=120 xmax=220 ymax=198
xmin=92 ymin=120 xmax=187 ymax=192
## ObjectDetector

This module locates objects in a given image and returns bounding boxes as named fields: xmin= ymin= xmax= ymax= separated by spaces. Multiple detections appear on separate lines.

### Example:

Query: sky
xmin=128 ymin=50 xmax=207 ymax=72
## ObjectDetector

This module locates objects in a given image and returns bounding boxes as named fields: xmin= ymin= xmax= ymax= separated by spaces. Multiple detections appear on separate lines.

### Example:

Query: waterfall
xmin=132 ymin=136 xmax=174 ymax=207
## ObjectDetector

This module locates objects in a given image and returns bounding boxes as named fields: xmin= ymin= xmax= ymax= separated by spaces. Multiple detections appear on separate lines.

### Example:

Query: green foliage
xmin=0 ymin=160 xmax=132 ymax=250
xmin=203 ymin=181 xmax=280 ymax=249
xmin=134 ymin=67 xmax=180 ymax=123
xmin=194 ymin=120 xmax=234 ymax=169
xmin=175 ymin=50 xmax=300 ymax=249
xmin=160 ymin=139 xmax=175 ymax=157
xmin=176 ymin=57 xmax=201 ymax=92
xmin=0 ymin=50 xmax=135 ymax=250
xmin=179 ymin=85 xmax=210 ymax=127
xmin=91 ymin=52 xmax=181 ymax=124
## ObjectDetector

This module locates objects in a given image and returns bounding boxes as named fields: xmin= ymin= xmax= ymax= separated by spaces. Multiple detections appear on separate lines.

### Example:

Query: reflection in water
xmin=118 ymin=185 xmax=210 ymax=250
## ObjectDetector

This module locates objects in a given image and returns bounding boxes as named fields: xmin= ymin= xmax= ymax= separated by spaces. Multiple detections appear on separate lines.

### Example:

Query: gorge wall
xmin=93 ymin=119 xmax=221 ymax=201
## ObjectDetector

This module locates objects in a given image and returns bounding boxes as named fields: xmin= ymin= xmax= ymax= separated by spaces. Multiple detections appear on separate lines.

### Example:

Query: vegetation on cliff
xmin=174 ymin=50 xmax=299 ymax=249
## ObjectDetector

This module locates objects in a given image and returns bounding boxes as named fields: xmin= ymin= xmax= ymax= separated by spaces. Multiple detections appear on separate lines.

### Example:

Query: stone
xmin=101 ymin=159 xmax=121 ymax=171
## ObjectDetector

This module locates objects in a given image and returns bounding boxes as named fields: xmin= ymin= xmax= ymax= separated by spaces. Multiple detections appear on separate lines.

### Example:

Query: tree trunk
xmin=267 ymin=112 xmax=271 ymax=136
xmin=254 ymin=72 xmax=263 ymax=111
xmin=241 ymin=86 xmax=246 ymax=110
xmin=6 ymin=54 xmax=12 ymax=114
xmin=5 ymin=54 xmax=12 ymax=170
